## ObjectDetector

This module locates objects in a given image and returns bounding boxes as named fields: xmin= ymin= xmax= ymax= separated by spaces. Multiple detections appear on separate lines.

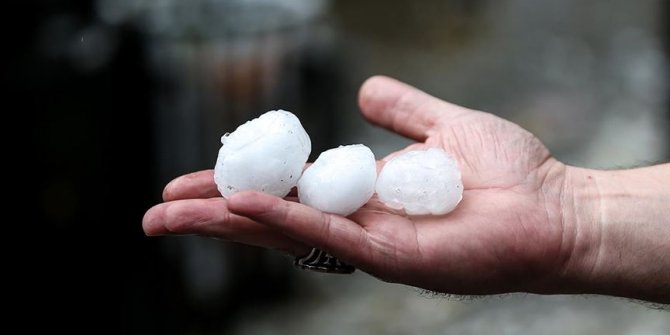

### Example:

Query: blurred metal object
xmin=294 ymin=248 xmax=355 ymax=274
xmin=96 ymin=0 xmax=328 ymax=37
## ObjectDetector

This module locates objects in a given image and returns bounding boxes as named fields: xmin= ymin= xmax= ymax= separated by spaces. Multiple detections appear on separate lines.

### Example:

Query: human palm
xmin=143 ymin=76 xmax=569 ymax=295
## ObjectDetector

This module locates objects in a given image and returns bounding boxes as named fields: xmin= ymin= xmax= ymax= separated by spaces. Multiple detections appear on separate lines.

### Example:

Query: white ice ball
xmin=298 ymin=144 xmax=377 ymax=216
xmin=214 ymin=110 xmax=311 ymax=198
xmin=375 ymin=148 xmax=463 ymax=215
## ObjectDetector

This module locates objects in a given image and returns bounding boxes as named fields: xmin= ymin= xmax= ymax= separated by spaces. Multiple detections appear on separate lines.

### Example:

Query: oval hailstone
xmin=376 ymin=148 xmax=462 ymax=215
xmin=298 ymin=144 xmax=377 ymax=216
xmin=214 ymin=110 xmax=311 ymax=198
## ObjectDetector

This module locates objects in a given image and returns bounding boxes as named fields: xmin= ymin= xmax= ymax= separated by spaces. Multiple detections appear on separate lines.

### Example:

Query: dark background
xmin=8 ymin=1 xmax=669 ymax=334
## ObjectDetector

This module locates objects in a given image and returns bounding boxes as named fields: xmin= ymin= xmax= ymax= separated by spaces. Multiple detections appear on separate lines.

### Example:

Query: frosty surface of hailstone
xmin=214 ymin=110 xmax=311 ymax=198
xmin=298 ymin=144 xmax=377 ymax=216
xmin=376 ymin=148 xmax=462 ymax=215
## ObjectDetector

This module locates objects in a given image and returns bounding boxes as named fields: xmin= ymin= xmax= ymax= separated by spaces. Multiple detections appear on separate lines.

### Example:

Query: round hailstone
xmin=298 ymin=144 xmax=377 ymax=216
xmin=214 ymin=110 xmax=311 ymax=198
xmin=375 ymin=148 xmax=462 ymax=215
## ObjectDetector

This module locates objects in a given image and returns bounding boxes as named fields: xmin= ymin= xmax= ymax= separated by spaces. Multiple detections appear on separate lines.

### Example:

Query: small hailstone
xmin=298 ymin=144 xmax=377 ymax=216
xmin=375 ymin=148 xmax=462 ymax=215
xmin=214 ymin=110 xmax=311 ymax=198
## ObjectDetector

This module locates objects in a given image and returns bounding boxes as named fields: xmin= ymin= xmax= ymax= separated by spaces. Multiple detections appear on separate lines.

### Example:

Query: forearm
xmin=562 ymin=164 xmax=670 ymax=303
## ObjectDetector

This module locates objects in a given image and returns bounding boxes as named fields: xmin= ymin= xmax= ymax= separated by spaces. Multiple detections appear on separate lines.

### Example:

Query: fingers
xmin=143 ymin=197 xmax=310 ymax=255
xmin=358 ymin=75 xmax=472 ymax=141
xmin=227 ymin=191 xmax=373 ymax=266
xmin=162 ymin=164 xmax=315 ymax=201
xmin=162 ymin=170 xmax=220 ymax=201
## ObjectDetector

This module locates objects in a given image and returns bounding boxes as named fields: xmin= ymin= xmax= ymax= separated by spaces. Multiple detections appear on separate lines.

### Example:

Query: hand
xmin=143 ymin=76 xmax=574 ymax=295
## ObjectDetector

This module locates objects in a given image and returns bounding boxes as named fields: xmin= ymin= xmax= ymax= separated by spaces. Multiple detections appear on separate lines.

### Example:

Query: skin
xmin=143 ymin=76 xmax=670 ymax=304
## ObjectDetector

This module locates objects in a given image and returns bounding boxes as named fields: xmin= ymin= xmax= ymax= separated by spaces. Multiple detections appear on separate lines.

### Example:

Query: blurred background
xmin=12 ymin=0 xmax=669 ymax=333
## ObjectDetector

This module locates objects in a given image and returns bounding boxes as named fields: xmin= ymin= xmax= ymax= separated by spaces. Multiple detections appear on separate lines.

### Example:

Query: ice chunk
xmin=214 ymin=110 xmax=311 ymax=198
xmin=298 ymin=144 xmax=377 ymax=216
xmin=375 ymin=148 xmax=462 ymax=215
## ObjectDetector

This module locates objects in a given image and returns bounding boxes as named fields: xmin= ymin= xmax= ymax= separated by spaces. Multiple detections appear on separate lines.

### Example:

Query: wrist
xmin=560 ymin=164 xmax=670 ymax=303
xmin=553 ymin=166 xmax=602 ymax=293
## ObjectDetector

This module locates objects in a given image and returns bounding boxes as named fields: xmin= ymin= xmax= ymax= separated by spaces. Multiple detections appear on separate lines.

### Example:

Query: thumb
xmin=358 ymin=75 xmax=472 ymax=141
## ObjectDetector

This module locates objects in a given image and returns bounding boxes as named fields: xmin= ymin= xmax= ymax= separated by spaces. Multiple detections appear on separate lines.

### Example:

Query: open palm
xmin=143 ymin=76 xmax=571 ymax=295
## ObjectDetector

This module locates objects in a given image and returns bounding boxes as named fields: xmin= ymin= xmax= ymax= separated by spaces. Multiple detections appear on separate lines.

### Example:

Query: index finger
xmin=227 ymin=191 xmax=375 ymax=268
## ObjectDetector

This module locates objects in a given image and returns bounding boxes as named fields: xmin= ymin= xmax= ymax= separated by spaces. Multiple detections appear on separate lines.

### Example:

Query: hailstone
xmin=375 ymin=148 xmax=462 ymax=215
xmin=298 ymin=144 xmax=377 ymax=216
xmin=214 ymin=110 xmax=311 ymax=198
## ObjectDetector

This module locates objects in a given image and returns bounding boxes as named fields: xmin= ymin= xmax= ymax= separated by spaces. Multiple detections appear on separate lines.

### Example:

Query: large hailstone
xmin=376 ymin=148 xmax=462 ymax=215
xmin=298 ymin=144 xmax=377 ymax=216
xmin=214 ymin=110 xmax=311 ymax=198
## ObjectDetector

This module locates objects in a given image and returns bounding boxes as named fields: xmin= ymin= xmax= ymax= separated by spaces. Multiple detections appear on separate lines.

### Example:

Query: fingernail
xmin=142 ymin=206 xmax=166 ymax=236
